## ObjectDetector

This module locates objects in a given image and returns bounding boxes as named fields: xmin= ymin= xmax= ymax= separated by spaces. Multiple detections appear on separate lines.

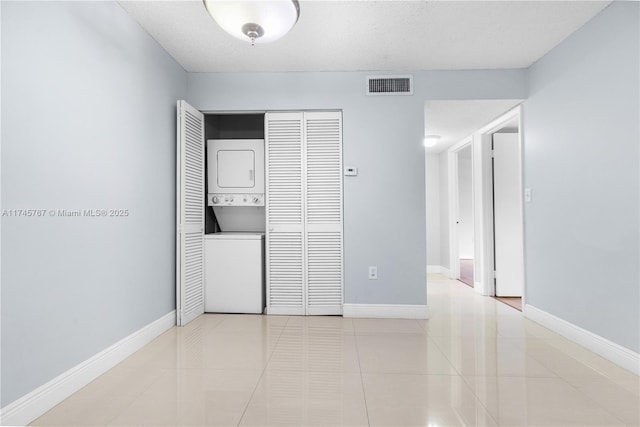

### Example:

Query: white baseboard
xmin=426 ymin=265 xmax=451 ymax=277
xmin=524 ymin=304 xmax=639 ymax=375
xmin=0 ymin=310 xmax=176 ymax=427
xmin=343 ymin=304 xmax=429 ymax=319
xmin=475 ymin=281 xmax=491 ymax=296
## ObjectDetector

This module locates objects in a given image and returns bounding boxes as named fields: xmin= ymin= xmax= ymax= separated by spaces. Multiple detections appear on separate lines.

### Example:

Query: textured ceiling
xmin=118 ymin=1 xmax=609 ymax=151
xmin=119 ymin=0 xmax=610 ymax=73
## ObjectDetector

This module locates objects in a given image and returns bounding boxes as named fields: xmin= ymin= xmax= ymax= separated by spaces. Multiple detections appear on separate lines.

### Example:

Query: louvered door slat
xmin=266 ymin=114 xmax=303 ymax=225
xmin=305 ymin=115 xmax=343 ymax=224
xmin=267 ymin=232 xmax=304 ymax=309
xmin=266 ymin=112 xmax=305 ymax=315
xmin=305 ymin=112 xmax=343 ymax=315
xmin=307 ymin=231 xmax=342 ymax=314
xmin=177 ymin=100 xmax=205 ymax=326
xmin=266 ymin=111 xmax=343 ymax=316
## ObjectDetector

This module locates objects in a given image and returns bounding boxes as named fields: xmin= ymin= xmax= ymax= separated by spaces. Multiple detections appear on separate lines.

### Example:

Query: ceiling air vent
xmin=366 ymin=75 xmax=413 ymax=96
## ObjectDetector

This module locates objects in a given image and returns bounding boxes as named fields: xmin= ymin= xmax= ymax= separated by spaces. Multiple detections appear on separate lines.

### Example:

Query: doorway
xmin=445 ymin=106 xmax=525 ymax=308
xmin=456 ymin=144 xmax=474 ymax=287
xmin=476 ymin=109 xmax=525 ymax=310
xmin=446 ymin=139 xmax=475 ymax=287
xmin=423 ymin=100 xmax=523 ymax=299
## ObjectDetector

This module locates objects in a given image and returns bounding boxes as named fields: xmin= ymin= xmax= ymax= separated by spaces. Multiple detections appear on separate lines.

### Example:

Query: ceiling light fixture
xmin=423 ymin=135 xmax=441 ymax=148
xmin=203 ymin=0 xmax=300 ymax=46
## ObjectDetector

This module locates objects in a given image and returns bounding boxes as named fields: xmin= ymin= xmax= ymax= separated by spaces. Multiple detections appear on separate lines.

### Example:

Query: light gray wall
xmin=188 ymin=70 xmax=526 ymax=305
xmin=1 ymin=1 xmax=187 ymax=406
xmin=191 ymin=72 xmax=426 ymax=305
xmin=524 ymin=2 xmax=639 ymax=352
xmin=426 ymin=154 xmax=441 ymax=267
xmin=457 ymin=154 xmax=474 ymax=259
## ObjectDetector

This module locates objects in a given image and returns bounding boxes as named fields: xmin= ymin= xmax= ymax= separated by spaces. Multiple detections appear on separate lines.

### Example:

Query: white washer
xmin=204 ymin=232 xmax=265 ymax=314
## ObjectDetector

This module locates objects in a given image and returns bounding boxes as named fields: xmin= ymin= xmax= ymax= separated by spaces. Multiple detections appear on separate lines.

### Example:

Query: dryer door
xmin=217 ymin=149 xmax=255 ymax=189
xmin=207 ymin=139 xmax=265 ymax=194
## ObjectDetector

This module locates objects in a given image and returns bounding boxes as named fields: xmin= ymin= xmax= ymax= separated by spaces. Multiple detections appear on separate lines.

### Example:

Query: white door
xmin=265 ymin=112 xmax=306 ymax=315
xmin=493 ymin=132 xmax=524 ymax=297
xmin=176 ymin=100 xmax=205 ymax=325
xmin=265 ymin=111 xmax=343 ymax=316
xmin=304 ymin=112 xmax=343 ymax=315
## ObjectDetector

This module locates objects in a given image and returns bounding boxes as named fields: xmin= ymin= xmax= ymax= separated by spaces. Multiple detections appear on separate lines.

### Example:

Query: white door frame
xmin=446 ymin=105 xmax=524 ymax=297
xmin=474 ymin=105 xmax=524 ymax=298
xmin=447 ymin=137 xmax=473 ymax=281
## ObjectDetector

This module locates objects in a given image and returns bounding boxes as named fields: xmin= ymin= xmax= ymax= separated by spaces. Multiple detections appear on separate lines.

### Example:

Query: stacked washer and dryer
xmin=204 ymin=139 xmax=265 ymax=314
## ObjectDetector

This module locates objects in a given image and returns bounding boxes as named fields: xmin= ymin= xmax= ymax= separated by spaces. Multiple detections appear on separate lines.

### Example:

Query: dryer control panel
xmin=209 ymin=194 xmax=264 ymax=207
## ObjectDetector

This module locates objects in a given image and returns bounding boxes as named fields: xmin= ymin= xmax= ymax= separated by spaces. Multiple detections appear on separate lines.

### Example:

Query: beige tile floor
xmin=31 ymin=274 xmax=639 ymax=426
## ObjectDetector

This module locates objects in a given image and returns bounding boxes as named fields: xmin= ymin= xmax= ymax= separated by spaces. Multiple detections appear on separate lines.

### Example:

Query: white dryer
xmin=207 ymin=139 xmax=265 ymax=232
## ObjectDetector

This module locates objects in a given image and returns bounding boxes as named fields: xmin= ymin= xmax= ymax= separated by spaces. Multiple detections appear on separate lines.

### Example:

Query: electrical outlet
xmin=368 ymin=266 xmax=378 ymax=280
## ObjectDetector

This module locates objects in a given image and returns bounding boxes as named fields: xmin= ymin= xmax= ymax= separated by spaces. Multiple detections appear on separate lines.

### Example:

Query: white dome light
xmin=423 ymin=135 xmax=441 ymax=148
xmin=203 ymin=0 xmax=300 ymax=45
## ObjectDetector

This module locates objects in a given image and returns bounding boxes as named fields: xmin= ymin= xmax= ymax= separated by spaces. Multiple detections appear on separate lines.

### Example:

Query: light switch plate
xmin=524 ymin=188 xmax=532 ymax=203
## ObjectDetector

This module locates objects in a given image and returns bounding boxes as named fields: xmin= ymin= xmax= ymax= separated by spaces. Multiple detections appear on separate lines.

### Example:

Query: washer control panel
xmin=208 ymin=194 xmax=264 ymax=207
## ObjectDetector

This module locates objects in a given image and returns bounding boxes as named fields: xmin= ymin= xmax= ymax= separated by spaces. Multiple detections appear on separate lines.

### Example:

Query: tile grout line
xmin=92 ymin=326 xmax=187 ymax=427
xmin=515 ymin=331 xmax=633 ymax=426
xmin=424 ymin=311 xmax=501 ymax=426
xmin=432 ymin=279 xmax=630 ymax=426
xmin=71 ymin=318 xmax=223 ymax=427
xmin=563 ymin=378 xmax=630 ymax=427
xmin=352 ymin=324 xmax=372 ymax=427
xmin=235 ymin=316 xmax=290 ymax=427
xmin=109 ymin=316 xmax=229 ymax=427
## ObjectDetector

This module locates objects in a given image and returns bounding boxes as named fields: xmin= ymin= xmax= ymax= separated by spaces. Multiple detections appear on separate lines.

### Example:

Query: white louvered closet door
xmin=176 ymin=100 xmax=205 ymax=326
xmin=304 ymin=112 xmax=343 ymax=315
xmin=265 ymin=112 xmax=305 ymax=315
